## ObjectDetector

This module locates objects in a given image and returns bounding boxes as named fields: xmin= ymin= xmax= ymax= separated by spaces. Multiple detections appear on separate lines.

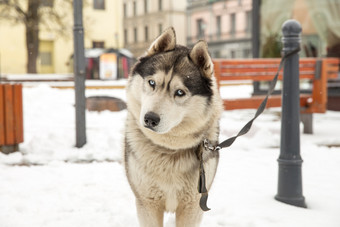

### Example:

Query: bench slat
xmin=219 ymin=74 xmax=315 ymax=81
xmin=4 ymin=84 xmax=15 ymax=145
xmin=214 ymin=58 xmax=318 ymax=65
xmin=13 ymin=84 xmax=24 ymax=143
xmin=224 ymin=94 xmax=311 ymax=111
xmin=0 ymin=86 xmax=5 ymax=145
xmin=221 ymin=66 xmax=316 ymax=73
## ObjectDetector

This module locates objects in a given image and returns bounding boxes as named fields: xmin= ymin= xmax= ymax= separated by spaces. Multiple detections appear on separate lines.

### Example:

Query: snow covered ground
xmin=0 ymin=83 xmax=340 ymax=227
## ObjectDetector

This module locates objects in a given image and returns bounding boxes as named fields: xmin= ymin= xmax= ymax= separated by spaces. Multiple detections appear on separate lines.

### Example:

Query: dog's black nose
xmin=144 ymin=112 xmax=160 ymax=128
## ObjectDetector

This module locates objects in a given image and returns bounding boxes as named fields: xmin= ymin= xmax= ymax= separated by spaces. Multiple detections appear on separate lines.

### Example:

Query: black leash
xmin=198 ymin=47 xmax=301 ymax=211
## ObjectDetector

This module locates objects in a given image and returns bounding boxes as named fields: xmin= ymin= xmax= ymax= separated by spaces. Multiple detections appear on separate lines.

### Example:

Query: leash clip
xmin=198 ymin=139 xmax=221 ymax=212
xmin=203 ymin=139 xmax=221 ymax=152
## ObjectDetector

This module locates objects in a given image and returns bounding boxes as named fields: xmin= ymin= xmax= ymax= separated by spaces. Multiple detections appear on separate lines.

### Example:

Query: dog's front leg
xmin=136 ymin=198 xmax=164 ymax=227
xmin=176 ymin=200 xmax=203 ymax=227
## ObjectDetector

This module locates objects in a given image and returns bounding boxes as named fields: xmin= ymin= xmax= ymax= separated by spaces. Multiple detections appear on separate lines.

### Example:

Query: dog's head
xmin=127 ymin=27 xmax=221 ymax=148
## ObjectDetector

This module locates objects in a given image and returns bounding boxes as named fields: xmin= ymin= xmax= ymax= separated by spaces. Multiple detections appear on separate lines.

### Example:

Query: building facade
xmin=187 ymin=0 xmax=252 ymax=59
xmin=0 ymin=0 xmax=123 ymax=74
xmin=122 ymin=0 xmax=187 ymax=57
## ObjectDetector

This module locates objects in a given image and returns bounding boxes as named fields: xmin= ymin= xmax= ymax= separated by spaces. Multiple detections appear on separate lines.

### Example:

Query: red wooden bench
xmin=0 ymin=84 xmax=24 ymax=154
xmin=213 ymin=58 xmax=339 ymax=134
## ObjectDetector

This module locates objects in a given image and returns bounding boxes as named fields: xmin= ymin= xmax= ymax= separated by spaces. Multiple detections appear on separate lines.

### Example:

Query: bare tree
xmin=0 ymin=0 xmax=72 ymax=73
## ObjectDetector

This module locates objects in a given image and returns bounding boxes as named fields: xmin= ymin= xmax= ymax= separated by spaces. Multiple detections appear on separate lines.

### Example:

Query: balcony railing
xmin=187 ymin=30 xmax=251 ymax=45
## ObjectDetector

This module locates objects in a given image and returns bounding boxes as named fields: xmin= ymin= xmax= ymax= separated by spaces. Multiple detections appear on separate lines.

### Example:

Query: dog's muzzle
xmin=144 ymin=111 xmax=160 ymax=130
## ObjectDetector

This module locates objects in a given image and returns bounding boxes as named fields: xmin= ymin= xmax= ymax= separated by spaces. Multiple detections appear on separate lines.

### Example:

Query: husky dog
xmin=124 ymin=27 xmax=223 ymax=227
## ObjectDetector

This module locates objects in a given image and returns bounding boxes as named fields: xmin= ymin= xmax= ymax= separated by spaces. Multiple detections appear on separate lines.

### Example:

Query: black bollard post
xmin=275 ymin=20 xmax=307 ymax=208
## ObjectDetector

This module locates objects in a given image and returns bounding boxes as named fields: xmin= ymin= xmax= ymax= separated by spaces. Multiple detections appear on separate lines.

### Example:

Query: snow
xmin=85 ymin=48 xmax=106 ymax=58
xmin=1 ymin=82 xmax=340 ymax=227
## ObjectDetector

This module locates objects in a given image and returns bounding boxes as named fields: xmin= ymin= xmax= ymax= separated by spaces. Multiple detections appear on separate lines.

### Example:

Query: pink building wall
xmin=188 ymin=0 xmax=252 ymax=43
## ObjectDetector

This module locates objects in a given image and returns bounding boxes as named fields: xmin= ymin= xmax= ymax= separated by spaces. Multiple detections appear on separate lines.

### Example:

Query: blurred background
xmin=0 ymin=0 xmax=339 ymax=77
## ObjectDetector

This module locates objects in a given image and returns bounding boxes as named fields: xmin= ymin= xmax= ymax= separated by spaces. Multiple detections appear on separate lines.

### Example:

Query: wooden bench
xmin=213 ymin=58 xmax=339 ymax=134
xmin=0 ymin=84 xmax=24 ymax=154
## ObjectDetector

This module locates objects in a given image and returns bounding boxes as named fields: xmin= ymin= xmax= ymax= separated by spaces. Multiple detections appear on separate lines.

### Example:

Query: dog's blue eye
xmin=175 ymin=89 xmax=185 ymax=97
xmin=148 ymin=80 xmax=156 ymax=87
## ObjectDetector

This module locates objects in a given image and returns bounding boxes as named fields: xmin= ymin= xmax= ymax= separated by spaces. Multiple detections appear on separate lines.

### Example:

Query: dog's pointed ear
xmin=189 ymin=41 xmax=213 ymax=78
xmin=146 ymin=27 xmax=176 ymax=57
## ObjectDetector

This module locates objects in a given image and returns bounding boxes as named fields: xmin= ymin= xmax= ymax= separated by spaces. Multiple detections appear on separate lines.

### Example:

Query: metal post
xmin=73 ymin=0 xmax=87 ymax=148
xmin=252 ymin=0 xmax=261 ymax=94
xmin=275 ymin=19 xmax=306 ymax=208
xmin=252 ymin=0 xmax=260 ymax=58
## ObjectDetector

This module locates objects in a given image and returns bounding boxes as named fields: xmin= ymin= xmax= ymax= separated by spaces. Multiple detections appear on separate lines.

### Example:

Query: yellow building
xmin=0 ymin=0 xmax=123 ymax=74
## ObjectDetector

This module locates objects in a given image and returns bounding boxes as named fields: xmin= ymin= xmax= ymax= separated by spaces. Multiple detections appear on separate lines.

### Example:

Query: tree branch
xmin=0 ymin=0 xmax=27 ymax=23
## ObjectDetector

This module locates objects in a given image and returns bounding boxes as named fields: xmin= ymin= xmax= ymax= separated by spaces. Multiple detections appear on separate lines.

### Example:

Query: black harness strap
xmin=198 ymin=47 xmax=301 ymax=211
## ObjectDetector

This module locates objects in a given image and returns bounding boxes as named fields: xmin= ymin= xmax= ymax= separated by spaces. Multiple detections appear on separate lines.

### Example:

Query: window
xmin=144 ymin=0 xmax=148 ymax=13
xmin=92 ymin=41 xmax=105 ymax=48
xmin=197 ymin=19 xmax=205 ymax=39
xmin=123 ymin=3 xmax=127 ymax=18
xmin=40 ymin=52 xmax=52 ymax=65
xmin=230 ymin=13 xmax=236 ymax=37
xmin=214 ymin=50 xmax=221 ymax=58
xmin=145 ymin=26 xmax=149 ymax=41
xmin=216 ymin=16 xmax=221 ymax=38
xmin=93 ymin=0 xmax=105 ymax=10
xmin=124 ymin=29 xmax=128 ymax=45
xmin=243 ymin=49 xmax=251 ymax=58
xmin=39 ymin=40 xmax=54 ymax=73
xmin=230 ymin=50 xmax=236 ymax=58
xmin=41 ymin=0 xmax=54 ymax=7
xmin=159 ymin=0 xmax=162 ymax=11
xmin=134 ymin=27 xmax=138 ymax=42
xmin=133 ymin=1 xmax=136 ymax=16
xmin=245 ymin=11 xmax=252 ymax=34
xmin=159 ymin=24 xmax=163 ymax=35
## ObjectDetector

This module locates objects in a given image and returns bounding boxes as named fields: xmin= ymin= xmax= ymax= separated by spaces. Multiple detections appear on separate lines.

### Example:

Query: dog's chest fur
xmin=125 ymin=114 xmax=202 ymax=212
